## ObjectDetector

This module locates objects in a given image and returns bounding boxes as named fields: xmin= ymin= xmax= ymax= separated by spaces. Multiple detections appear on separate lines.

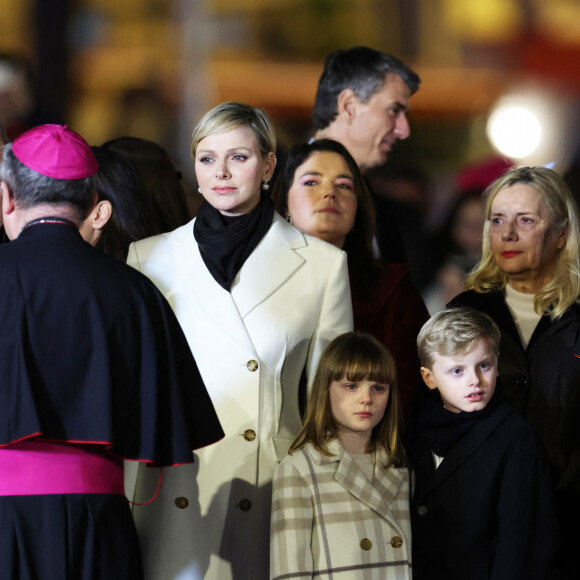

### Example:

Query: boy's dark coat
xmin=409 ymin=401 xmax=556 ymax=580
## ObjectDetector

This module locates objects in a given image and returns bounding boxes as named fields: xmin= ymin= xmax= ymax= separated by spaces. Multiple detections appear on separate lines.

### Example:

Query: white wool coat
xmin=124 ymin=213 xmax=353 ymax=580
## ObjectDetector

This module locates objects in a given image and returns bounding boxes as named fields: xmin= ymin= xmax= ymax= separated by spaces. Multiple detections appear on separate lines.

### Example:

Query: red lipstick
xmin=501 ymin=251 xmax=522 ymax=258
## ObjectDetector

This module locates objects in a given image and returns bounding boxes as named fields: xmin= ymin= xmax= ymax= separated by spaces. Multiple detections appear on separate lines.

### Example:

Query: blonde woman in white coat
xmin=271 ymin=333 xmax=412 ymax=580
xmin=125 ymin=102 xmax=353 ymax=580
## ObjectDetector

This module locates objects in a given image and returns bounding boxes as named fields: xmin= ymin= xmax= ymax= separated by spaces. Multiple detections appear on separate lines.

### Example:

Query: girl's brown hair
xmin=290 ymin=332 xmax=405 ymax=467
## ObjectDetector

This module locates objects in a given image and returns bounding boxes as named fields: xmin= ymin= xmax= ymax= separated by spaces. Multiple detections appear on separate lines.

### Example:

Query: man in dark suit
xmin=311 ymin=46 xmax=421 ymax=263
xmin=0 ymin=124 xmax=223 ymax=580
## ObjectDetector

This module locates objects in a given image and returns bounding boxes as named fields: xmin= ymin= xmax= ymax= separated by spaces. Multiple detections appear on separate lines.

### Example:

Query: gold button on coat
xmin=243 ymin=429 xmax=256 ymax=441
xmin=246 ymin=359 xmax=258 ymax=372
xmin=390 ymin=536 xmax=403 ymax=548
xmin=360 ymin=538 xmax=372 ymax=550
xmin=174 ymin=497 xmax=189 ymax=509
xmin=239 ymin=499 xmax=252 ymax=511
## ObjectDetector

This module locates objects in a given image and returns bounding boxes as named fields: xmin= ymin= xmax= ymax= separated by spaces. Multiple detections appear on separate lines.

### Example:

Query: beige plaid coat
xmin=270 ymin=440 xmax=412 ymax=579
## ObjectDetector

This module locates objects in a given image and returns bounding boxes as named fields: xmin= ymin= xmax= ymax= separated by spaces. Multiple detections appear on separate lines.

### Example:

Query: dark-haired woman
xmin=102 ymin=136 xmax=191 ymax=233
xmin=273 ymin=139 xmax=429 ymax=424
xmin=80 ymin=146 xmax=156 ymax=261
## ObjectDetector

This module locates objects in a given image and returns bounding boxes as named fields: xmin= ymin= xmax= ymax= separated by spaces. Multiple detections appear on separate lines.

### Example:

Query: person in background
xmin=0 ymin=124 xmax=223 ymax=580
xmin=0 ymin=53 xmax=41 ymax=140
xmin=79 ymin=146 xmax=155 ymax=261
xmin=449 ymin=166 xmax=580 ymax=578
xmin=409 ymin=307 xmax=556 ymax=579
xmin=103 ymin=136 xmax=192 ymax=232
xmin=365 ymin=162 xmax=436 ymax=290
xmin=271 ymin=332 xmax=411 ymax=580
xmin=423 ymin=189 xmax=486 ymax=314
xmin=125 ymin=103 xmax=353 ymax=580
xmin=422 ymin=156 xmax=513 ymax=313
xmin=311 ymin=46 xmax=421 ymax=263
xmin=272 ymin=139 xmax=429 ymax=425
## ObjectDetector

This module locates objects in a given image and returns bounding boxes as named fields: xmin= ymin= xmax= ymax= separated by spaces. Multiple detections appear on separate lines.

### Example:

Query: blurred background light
xmin=486 ymin=100 xmax=542 ymax=159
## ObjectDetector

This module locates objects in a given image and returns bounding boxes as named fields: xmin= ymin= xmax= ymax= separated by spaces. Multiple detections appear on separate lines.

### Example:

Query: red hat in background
xmin=11 ymin=124 xmax=98 ymax=179
xmin=455 ymin=156 xmax=513 ymax=194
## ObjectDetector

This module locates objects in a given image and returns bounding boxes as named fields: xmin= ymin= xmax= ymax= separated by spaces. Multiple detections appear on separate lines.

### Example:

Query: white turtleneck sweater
xmin=505 ymin=284 xmax=541 ymax=348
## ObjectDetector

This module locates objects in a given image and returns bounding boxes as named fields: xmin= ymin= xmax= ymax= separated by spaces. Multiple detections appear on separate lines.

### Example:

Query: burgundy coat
xmin=350 ymin=263 xmax=430 ymax=425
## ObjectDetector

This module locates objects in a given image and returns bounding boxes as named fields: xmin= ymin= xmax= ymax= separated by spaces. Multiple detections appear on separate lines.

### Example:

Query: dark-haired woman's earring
xmin=262 ymin=179 xmax=270 ymax=191
xmin=286 ymin=215 xmax=292 ymax=225
xmin=198 ymin=187 xmax=202 ymax=194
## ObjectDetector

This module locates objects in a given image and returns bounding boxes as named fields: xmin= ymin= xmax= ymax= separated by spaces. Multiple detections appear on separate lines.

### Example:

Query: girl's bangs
xmin=339 ymin=352 xmax=396 ymax=385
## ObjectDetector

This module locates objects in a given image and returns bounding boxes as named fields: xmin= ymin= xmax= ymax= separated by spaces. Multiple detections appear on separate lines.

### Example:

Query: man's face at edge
xmin=342 ymin=73 xmax=412 ymax=171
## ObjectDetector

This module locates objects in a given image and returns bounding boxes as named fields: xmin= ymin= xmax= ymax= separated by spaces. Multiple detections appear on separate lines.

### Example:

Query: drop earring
xmin=286 ymin=215 xmax=292 ymax=225
xmin=198 ymin=187 xmax=202 ymax=194
xmin=262 ymin=179 xmax=270 ymax=191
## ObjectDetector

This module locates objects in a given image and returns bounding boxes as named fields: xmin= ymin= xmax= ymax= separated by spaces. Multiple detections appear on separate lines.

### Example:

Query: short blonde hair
xmin=465 ymin=166 xmax=580 ymax=319
xmin=290 ymin=332 xmax=404 ymax=467
xmin=417 ymin=307 xmax=500 ymax=369
xmin=191 ymin=102 xmax=276 ymax=159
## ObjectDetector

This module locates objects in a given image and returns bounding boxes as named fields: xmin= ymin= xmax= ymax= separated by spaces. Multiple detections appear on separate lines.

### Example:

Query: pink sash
xmin=0 ymin=440 xmax=124 ymax=496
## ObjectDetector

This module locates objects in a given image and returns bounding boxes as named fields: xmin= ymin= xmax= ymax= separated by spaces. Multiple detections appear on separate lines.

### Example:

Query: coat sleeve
xmin=270 ymin=459 xmax=314 ymax=580
xmin=305 ymin=250 xmax=353 ymax=388
xmin=491 ymin=436 xmax=557 ymax=580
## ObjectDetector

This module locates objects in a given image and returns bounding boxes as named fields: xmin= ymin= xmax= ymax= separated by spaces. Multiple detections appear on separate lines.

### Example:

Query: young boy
xmin=409 ymin=307 xmax=557 ymax=580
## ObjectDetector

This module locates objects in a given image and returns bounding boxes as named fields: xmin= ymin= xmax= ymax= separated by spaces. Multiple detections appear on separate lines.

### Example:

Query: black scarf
xmin=415 ymin=384 xmax=504 ymax=457
xmin=193 ymin=193 xmax=274 ymax=291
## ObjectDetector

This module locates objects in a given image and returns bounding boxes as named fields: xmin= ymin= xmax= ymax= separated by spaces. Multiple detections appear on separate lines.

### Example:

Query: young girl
xmin=270 ymin=332 xmax=412 ymax=580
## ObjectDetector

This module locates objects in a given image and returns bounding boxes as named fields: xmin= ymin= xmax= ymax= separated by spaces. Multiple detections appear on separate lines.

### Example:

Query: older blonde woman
xmin=449 ymin=166 xmax=580 ymax=578
xmin=125 ymin=103 xmax=353 ymax=580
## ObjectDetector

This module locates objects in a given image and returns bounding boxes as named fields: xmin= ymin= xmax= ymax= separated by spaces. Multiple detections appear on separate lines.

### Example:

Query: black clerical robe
xmin=0 ymin=221 xmax=223 ymax=579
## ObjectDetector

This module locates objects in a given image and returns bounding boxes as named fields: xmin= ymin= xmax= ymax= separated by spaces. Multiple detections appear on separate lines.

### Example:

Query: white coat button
xmin=246 ymin=359 xmax=258 ymax=372
xmin=243 ymin=429 xmax=256 ymax=441
xmin=174 ymin=497 xmax=189 ymax=509
xmin=390 ymin=536 xmax=403 ymax=548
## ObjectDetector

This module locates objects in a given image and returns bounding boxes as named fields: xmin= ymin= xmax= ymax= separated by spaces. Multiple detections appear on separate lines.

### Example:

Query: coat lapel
xmin=231 ymin=214 xmax=307 ymax=318
xmin=163 ymin=222 xmax=256 ymax=354
xmin=323 ymin=441 xmax=406 ymax=526
xmin=420 ymin=403 xmax=513 ymax=497
xmin=147 ymin=214 xmax=308 ymax=354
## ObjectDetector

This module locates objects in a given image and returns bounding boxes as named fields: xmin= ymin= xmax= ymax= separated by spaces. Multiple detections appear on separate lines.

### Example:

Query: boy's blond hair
xmin=417 ymin=307 xmax=500 ymax=369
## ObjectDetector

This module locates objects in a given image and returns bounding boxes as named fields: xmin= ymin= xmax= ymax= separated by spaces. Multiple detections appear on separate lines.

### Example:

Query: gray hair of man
xmin=0 ymin=143 xmax=95 ymax=219
xmin=313 ymin=46 xmax=421 ymax=130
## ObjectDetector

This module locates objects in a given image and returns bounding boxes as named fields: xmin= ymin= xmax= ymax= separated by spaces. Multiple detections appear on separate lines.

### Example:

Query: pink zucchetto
xmin=11 ymin=124 xmax=98 ymax=179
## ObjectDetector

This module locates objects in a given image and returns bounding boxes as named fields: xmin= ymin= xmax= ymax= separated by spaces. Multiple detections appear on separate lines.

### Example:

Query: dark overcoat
xmin=449 ymin=289 xmax=580 ymax=578
xmin=409 ymin=401 xmax=557 ymax=580
xmin=0 ymin=221 xmax=223 ymax=460
xmin=0 ymin=222 xmax=223 ymax=579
